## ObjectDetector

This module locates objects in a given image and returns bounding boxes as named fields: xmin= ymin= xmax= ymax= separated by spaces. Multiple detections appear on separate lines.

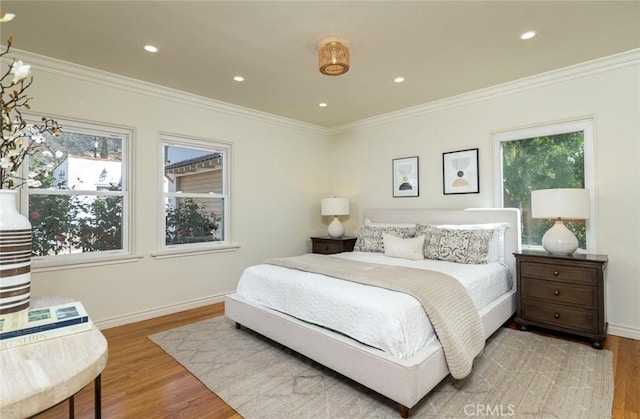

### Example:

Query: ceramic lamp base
xmin=327 ymin=216 xmax=345 ymax=238
xmin=542 ymin=219 xmax=578 ymax=255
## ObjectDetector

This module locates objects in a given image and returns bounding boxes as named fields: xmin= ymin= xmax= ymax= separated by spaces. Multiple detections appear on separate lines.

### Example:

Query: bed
xmin=225 ymin=208 xmax=521 ymax=417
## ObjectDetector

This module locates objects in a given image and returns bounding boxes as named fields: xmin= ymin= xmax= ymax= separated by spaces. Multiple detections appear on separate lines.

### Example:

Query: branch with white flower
xmin=1 ymin=30 xmax=62 ymax=189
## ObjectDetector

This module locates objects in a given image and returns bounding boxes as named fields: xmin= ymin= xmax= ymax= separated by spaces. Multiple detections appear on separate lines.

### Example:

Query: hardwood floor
xmin=33 ymin=303 xmax=639 ymax=418
xmin=33 ymin=303 xmax=239 ymax=419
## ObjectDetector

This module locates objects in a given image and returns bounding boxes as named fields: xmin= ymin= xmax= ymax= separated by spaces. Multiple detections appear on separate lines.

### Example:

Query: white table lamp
xmin=321 ymin=197 xmax=349 ymax=238
xmin=531 ymin=188 xmax=590 ymax=255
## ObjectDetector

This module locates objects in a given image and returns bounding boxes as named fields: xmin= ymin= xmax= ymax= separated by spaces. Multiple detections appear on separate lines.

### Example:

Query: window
xmin=161 ymin=135 xmax=230 ymax=249
xmin=493 ymin=119 xmax=595 ymax=252
xmin=22 ymin=119 xmax=131 ymax=261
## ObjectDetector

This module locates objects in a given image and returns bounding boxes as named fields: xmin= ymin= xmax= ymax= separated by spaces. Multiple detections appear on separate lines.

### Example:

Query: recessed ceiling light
xmin=233 ymin=76 xmax=245 ymax=82
xmin=319 ymin=103 xmax=328 ymax=108
xmin=520 ymin=31 xmax=536 ymax=40
xmin=394 ymin=77 xmax=405 ymax=83
xmin=144 ymin=45 xmax=158 ymax=53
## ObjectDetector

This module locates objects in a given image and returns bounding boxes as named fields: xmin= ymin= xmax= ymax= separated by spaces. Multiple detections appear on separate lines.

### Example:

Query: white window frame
xmin=159 ymin=134 xmax=231 ymax=252
xmin=21 ymin=117 xmax=132 ymax=263
xmin=492 ymin=118 xmax=596 ymax=253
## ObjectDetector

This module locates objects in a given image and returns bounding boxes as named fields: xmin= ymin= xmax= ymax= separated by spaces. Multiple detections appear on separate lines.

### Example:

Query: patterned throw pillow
xmin=415 ymin=224 xmax=494 ymax=264
xmin=434 ymin=223 xmax=508 ymax=263
xmin=354 ymin=226 xmax=414 ymax=253
xmin=364 ymin=219 xmax=417 ymax=237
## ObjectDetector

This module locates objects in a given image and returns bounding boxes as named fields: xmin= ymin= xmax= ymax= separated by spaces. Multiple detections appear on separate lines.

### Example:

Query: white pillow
xmin=434 ymin=223 xmax=507 ymax=263
xmin=383 ymin=233 xmax=425 ymax=261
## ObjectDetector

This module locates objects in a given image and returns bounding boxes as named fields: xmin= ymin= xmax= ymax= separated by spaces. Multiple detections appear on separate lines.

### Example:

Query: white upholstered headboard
xmin=362 ymin=208 xmax=522 ymax=278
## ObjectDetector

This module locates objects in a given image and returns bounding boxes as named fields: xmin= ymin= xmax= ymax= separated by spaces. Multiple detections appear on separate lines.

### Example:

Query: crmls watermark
xmin=463 ymin=404 xmax=516 ymax=416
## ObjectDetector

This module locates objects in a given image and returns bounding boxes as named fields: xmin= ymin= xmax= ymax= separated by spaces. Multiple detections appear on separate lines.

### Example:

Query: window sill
xmin=151 ymin=243 xmax=241 ymax=260
xmin=32 ymin=254 xmax=144 ymax=273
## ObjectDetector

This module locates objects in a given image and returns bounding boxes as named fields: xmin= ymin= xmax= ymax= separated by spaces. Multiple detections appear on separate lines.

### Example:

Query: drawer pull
xmin=554 ymin=313 xmax=560 ymax=319
xmin=554 ymin=290 xmax=560 ymax=296
xmin=553 ymin=271 xmax=559 ymax=276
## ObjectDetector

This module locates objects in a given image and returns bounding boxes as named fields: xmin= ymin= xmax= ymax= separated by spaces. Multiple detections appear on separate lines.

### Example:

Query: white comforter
xmin=236 ymin=251 xmax=512 ymax=360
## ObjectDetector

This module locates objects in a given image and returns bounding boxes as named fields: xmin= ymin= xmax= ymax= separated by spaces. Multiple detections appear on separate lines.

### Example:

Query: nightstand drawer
xmin=310 ymin=236 xmax=357 ymax=255
xmin=521 ymin=300 xmax=597 ymax=333
xmin=520 ymin=261 xmax=596 ymax=286
xmin=521 ymin=278 xmax=597 ymax=308
xmin=312 ymin=242 xmax=343 ymax=254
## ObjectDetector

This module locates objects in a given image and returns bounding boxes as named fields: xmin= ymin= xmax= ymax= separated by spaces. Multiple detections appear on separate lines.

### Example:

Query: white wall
xmin=18 ymin=51 xmax=331 ymax=327
xmin=329 ymin=51 xmax=640 ymax=339
xmin=15 ymin=48 xmax=640 ymax=339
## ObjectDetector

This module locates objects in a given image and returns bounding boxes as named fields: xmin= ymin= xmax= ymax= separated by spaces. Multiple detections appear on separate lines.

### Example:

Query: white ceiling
xmin=2 ymin=1 xmax=639 ymax=128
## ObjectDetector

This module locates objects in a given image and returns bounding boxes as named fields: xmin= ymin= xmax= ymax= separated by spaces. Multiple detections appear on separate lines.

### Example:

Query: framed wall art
xmin=393 ymin=156 xmax=419 ymax=197
xmin=442 ymin=148 xmax=479 ymax=195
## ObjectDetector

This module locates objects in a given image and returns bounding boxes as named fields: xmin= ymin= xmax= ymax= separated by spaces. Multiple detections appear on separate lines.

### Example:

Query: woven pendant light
xmin=318 ymin=37 xmax=350 ymax=76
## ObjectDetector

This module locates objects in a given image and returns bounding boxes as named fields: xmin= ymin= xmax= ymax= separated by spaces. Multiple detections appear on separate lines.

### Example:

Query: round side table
xmin=0 ymin=297 xmax=108 ymax=418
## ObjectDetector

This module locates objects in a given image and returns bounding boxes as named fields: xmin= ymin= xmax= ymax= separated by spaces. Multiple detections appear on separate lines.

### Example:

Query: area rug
xmin=149 ymin=317 xmax=613 ymax=418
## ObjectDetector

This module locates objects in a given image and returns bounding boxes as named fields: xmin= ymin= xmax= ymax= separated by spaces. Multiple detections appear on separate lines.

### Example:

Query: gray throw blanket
xmin=265 ymin=253 xmax=485 ymax=379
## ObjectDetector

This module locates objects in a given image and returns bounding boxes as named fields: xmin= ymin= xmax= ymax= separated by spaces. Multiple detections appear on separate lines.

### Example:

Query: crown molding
xmin=5 ymin=47 xmax=638 ymax=137
xmin=6 ymin=48 xmax=329 ymax=136
xmin=330 ymin=48 xmax=640 ymax=135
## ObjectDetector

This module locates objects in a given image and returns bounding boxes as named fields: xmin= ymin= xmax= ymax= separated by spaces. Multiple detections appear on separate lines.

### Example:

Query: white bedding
xmin=236 ymin=251 xmax=513 ymax=360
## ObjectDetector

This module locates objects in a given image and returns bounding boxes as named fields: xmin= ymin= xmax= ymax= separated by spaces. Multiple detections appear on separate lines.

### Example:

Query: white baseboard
xmin=608 ymin=323 xmax=640 ymax=341
xmin=94 ymin=293 xmax=229 ymax=330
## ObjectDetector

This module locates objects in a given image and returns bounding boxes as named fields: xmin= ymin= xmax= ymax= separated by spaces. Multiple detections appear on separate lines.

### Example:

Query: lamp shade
xmin=531 ymin=188 xmax=590 ymax=220
xmin=321 ymin=197 xmax=349 ymax=216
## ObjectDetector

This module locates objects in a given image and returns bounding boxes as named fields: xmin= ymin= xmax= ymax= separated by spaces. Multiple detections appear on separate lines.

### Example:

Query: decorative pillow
xmin=415 ymin=224 xmax=494 ymax=264
xmin=434 ymin=223 xmax=508 ymax=263
xmin=364 ymin=219 xmax=417 ymax=237
xmin=354 ymin=226 xmax=414 ymax=253
xmin=383 ymin=234 xmax=425 ymax=261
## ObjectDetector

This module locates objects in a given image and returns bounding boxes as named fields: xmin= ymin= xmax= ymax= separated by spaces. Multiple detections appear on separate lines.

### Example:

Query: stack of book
xmin=0 ymin=301 xmax=92 ymax=350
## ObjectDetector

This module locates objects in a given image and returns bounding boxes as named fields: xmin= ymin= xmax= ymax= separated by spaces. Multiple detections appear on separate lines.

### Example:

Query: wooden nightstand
xmin=310 ymin=236 xmax=357 ymax=255
xmin=514 ymin=251 xmax=608 ymax=349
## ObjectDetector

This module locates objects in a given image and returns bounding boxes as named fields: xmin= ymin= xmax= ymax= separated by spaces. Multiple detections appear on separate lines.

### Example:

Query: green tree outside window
xmin=502 ymin=131 xmax=586 ymax=249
